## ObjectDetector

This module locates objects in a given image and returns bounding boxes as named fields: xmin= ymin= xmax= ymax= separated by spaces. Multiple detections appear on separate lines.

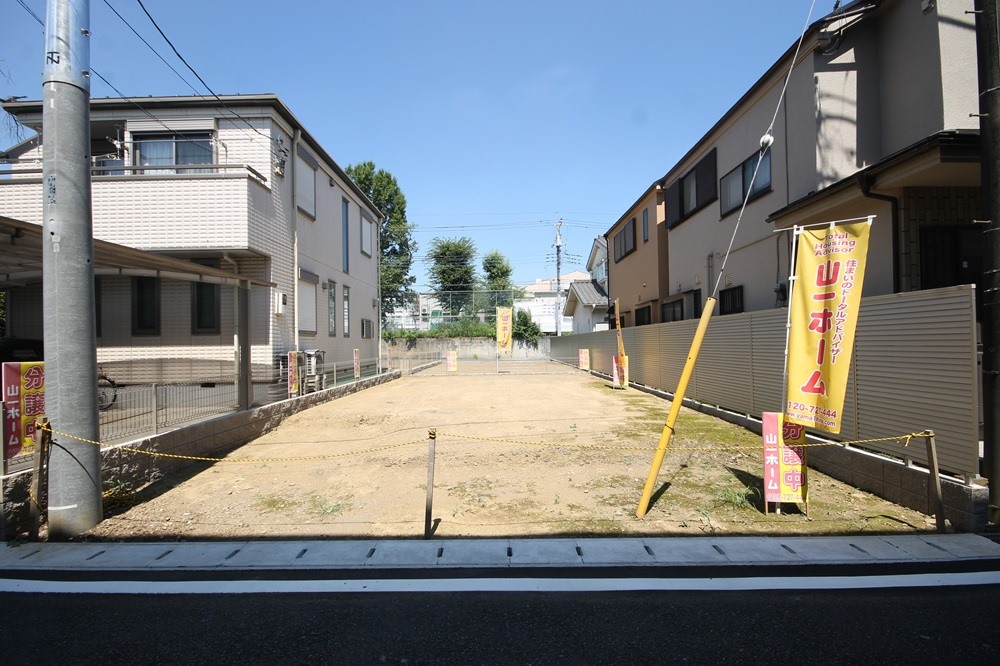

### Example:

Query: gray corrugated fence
xmin=551 ymin=285 xmax=979 ymax=478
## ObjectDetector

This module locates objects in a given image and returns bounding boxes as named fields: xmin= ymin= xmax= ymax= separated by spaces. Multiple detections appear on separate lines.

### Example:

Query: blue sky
xmin=2 ymin=0 xmax=831 ymax=288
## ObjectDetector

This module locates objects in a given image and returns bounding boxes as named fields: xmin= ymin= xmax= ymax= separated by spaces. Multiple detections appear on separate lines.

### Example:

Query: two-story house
xmin=0 ymin=94 xmax=381 ymax=393
xmin=608 ymin=0 xmax=981 ymax=321
xmin=563 ymin=236 xmax=609 ymax=334
xmin=603 ymin=182 xmax=671 ymax=326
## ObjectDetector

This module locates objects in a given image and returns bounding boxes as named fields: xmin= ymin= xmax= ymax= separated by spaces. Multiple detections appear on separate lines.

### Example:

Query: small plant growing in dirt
xmin=310 ymin=496 xmax=349 ymax=516
xmin=716 ymin=485 xmax=759 ymax=510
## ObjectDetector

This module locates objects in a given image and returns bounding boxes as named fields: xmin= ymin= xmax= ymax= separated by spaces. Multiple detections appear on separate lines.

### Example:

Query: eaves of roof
xmin=766 ymin=130 xmax=980 ymax=223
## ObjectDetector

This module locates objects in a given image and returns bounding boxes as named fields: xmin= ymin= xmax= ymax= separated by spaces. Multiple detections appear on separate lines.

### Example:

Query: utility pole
xmin=42 ymin=0 xmax=102 ymax=538
xmin=977 ymin=0 xmax=1000 ymax=526
xmin=554 ymin=219 xmax=563 ymax=336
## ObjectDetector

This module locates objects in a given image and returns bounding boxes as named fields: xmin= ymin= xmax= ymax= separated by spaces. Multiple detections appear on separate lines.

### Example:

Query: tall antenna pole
xmin=554 ymin=219 xmax=563 ymax=336
xmin=42 ymin=0 xmax=102 ymax=538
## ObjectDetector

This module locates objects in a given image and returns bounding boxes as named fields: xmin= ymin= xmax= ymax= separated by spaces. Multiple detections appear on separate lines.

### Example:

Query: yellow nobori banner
xmin=497 ymin=307 xmax=513 ymax=352
xmin=785 ymin=220 xmax=871 ymax=433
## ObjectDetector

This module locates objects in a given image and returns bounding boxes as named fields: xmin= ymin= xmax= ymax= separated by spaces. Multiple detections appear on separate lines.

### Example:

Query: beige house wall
xmin=606 ymin=187 xmax=663 ymax=326
xmin=641 ymin=0 xmax=981 ymax=320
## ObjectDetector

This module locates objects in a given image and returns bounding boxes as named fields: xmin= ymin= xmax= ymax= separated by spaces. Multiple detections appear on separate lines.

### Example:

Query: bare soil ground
xmin=82 ymin=360 xmax=937 ymax=541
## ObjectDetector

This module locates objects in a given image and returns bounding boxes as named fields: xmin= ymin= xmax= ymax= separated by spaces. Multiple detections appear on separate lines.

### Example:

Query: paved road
xmin=3 ymin=534 xmax=999 ymax=662
xmin=4 ymin=585 xmax=999 ymax=663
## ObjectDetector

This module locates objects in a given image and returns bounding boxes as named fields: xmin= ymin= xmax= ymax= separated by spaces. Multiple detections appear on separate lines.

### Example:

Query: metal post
xmin=424 ymin=429 xmax=437 ymax=539
xmin=152 ymin=383 xmax=159 ymax=434
xmin=29 ymin=418 xmax=51 ymax=541
xmin=924 ymin=430 xmax=947 ymax=533
xmin=236 ymin=280 xmax=252 ymax=410
xmin=42 ymin=0 xmax=102 ymax=539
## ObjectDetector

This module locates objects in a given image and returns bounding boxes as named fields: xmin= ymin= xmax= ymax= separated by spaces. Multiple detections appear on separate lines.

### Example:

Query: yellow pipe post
xmin=636 ymin=297 xmax=717 ymax=518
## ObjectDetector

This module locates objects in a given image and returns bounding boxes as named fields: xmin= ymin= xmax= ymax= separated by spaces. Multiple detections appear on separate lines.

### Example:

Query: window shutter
xmin=695 ymin=148 xmax=717 ymax=210
xmin=297 ymin=279 xmax=317 ymax=332
xmin=664 ymin=180 xmax=682 ymax=228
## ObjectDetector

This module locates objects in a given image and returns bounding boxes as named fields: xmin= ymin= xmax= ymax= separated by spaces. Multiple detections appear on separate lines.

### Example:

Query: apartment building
xmin=0 ymin=94 xmax=380 ymax=388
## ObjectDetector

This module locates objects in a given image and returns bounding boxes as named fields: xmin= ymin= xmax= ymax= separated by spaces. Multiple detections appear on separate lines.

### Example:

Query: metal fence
xmin=4 ymin=356 xmax=387 ymax=473
xmin=384 ymin=290 xmax=521 ymax=332
xmin=551 ymin=285 xmax=981 ymax=478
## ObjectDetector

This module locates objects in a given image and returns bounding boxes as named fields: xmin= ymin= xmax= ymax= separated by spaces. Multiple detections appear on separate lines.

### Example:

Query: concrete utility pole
xmin=554 ymin=219 xmax=563 ymax=336
xmin=978 ymin=0 xmax=1000 ymax=526
xmin=42 ymin=0 xmax=102 ymax=538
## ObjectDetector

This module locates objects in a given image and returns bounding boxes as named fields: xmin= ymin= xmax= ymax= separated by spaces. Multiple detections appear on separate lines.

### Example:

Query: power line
xmin=14 ymin=0 xmax=278 ymax=160
xmin=133 ymin=0 xmax=272 ymax=142
xmin=101 ymin=0 xmax=200 ymax=96
xmin=15 ymin=0 xmax=43 ymax=25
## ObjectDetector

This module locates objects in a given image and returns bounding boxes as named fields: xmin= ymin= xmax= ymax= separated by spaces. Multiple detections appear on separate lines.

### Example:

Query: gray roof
xmin=568 ymin=280 xmax=608 ymax=307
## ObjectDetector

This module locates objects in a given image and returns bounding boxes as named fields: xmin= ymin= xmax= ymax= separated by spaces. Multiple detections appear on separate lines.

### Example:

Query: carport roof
xmin=0 ymin=215 xmax=274 ymax=288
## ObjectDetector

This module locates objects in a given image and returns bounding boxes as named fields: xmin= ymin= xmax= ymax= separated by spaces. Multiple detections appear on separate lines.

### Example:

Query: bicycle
xmin=98 ymin=372 xmax=118 ymax=411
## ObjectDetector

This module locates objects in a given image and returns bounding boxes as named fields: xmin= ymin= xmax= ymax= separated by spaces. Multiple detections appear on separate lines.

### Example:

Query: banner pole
xmin=779 ymin=225 xmax=802 ymax=417
xmin=636 ymin=296 xmax=716 ymax=517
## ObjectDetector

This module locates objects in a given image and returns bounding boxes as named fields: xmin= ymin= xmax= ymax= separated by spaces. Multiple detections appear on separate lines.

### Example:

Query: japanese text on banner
xmin=785 ymin=221 xmax=871 ymax=434
xmin=3 ymin=362 xmax=46 ymax=461
xmin=496 ymin=307 xmax=513 ymax=352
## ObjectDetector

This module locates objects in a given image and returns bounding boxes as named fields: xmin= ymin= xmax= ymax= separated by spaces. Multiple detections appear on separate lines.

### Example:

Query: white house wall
xmin=1 ymin=98 xmax=381 ymax=383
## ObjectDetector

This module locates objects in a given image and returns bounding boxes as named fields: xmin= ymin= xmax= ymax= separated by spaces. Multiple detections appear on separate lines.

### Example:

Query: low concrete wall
xmin=621 ymin=373 xmax=988 ymax=533
xmin=1 ymin=371 xmax=401 ymax=539
xmin=382 ymin=336 xmax=551 ymax=360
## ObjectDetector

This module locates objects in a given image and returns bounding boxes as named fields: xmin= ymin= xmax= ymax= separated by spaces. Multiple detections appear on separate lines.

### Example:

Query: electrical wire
xmin=711 ymin=0 xmax=817 ymax=299
xmin=101 ymin=0 xmax=200 ymax=96
xmin=134 ymin=0 xmax=272 ymax=142
xmin=14 ymin=0 xmax=280 ymax=160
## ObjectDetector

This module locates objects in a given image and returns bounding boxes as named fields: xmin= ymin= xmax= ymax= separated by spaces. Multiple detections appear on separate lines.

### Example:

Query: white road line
xmin=2 ymin=571 xmax=1000 ymax=594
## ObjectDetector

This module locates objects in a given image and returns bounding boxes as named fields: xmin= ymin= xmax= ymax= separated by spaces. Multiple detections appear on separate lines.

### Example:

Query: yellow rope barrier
xmin=36 ymin=422 xmax=931 ymax=463
xmin=36 ymin=423 xmax=425 ymax=464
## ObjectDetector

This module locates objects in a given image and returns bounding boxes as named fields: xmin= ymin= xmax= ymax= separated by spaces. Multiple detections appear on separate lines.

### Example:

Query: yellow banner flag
xmin=785 ymin=220 xmax=871 ymax=434
xmin=497 ymin=307 xmax=513 ymax=352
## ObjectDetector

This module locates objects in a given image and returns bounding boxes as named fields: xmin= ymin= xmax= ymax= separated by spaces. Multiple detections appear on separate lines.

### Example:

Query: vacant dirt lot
xmin=83 ymin=360 xmax=937 ymax=540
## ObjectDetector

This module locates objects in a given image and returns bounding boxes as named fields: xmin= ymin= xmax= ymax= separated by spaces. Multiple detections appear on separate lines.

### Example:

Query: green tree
xmin=478 ymin=249 xmax=522 ymax=314
xmin=513 ymin=308 xmax=542 ymax=346
xmin=344 ymin=161 xmax=417 ymax=321
xmin=427 ymin=236 xmax=478 ymax=316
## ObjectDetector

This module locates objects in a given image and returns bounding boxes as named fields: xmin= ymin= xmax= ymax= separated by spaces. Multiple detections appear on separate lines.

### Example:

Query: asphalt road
xmin=5 ymin=584 xmax=999 ymax=663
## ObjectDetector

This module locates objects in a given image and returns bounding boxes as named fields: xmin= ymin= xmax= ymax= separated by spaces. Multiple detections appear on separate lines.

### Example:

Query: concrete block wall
xmin=1 ymin=371 xmax=400 ymax=539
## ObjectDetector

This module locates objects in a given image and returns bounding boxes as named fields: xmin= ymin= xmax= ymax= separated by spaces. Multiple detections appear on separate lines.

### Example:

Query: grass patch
xmin=256 ymin=494 xmax=299 ymax=512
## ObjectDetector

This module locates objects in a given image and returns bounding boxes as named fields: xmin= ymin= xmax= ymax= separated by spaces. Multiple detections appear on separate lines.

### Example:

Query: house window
xmin=134 ymin=133 xmax=212 ymax=174
xmin=327 ymin=281 xmax=337 ymax=336
xmin=296 ymin=149 xmax=317 ymax=218
xmin=342 ymin=198 xmax=351 ymax=274
xmin=190 ymin=259 xmax=220 ymax=335
xmin=665 ymin=148 xmax=718 ymax=228
xmin=720 ymin=149 xmax=771 ymax=216
xmin=361 ymin=213 xmax=374 ymax=257
xmin=297 ymin=276 xmax=318 ymax=333
xmin=93 ymin=156 xmax=124 ymax=176
xmin=662 ymin=300 xmax=683 ymax=322
xmin=635 ymin=305 xmax=651 ymax=326
xmin=642 ymin=209 xmax=649 ymax=243
xmin=719 ymin=285 xmax=744 ymax=315
xmin=362 ymin=318 xmax=375 ymax=339
xmin=343 ymin=285 xmax=351 ymax=336
xmin=681 ymin=172 xmax=697 ymax=216
xmin=613 ymin=218 xmax=637 ymax=262
xmin=593 ymin=259 xmax=607 ymax=283
xmin=132 ymin=276 xmax=160 ymax=336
